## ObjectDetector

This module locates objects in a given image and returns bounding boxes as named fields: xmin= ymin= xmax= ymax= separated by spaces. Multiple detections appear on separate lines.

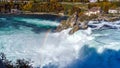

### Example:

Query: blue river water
xmin=0 ymin=14 xmax=120 ymax=68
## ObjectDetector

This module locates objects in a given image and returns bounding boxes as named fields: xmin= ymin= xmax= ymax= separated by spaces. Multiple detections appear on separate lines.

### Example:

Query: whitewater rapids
xmin=1 ymin=15 xmax=120 ymax=68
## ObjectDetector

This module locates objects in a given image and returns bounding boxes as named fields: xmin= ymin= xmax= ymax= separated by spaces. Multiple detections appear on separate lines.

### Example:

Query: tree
xmin=23 ymin=1 xmax=33 ymax=11
xmin=101 ymin=2 xmax=112 ymax=13
xmin=103 ymin=0 xmax=108 ymax=2
xmin=0 ymin=53 xmax=33 ymax=68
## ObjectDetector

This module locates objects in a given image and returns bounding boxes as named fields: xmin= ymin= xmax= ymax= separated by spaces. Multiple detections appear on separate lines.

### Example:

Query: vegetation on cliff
xmin=0 ymin=0 xmax=120 ymax=16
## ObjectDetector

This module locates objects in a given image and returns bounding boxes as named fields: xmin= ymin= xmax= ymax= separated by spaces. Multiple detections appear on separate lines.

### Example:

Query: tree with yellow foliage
xmin=100 ymin=2 xmax=112 ymax=13
xmin=22 ymin=1 xmax=33 ymax=11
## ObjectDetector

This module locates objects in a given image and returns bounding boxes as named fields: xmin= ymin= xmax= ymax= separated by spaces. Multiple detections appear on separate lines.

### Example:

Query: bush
xmin=0 ymin=53 xmax=33 ymax=68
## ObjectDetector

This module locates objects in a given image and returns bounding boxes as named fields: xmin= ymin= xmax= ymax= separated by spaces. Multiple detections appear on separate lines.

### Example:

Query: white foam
xmin=39 ymin=28 xmax=93 ymax=68
xmin=13 ymin=18 xmax=59 ymax=27
xmin=88 ymin=21 xmax=120 ymax=54
xmin=0 ymin=26 xmax=93 ymax=68
xmin=0 ymin=18 xmax=6 ymax=21
xmin=88 ymin=20 xmax=120 ymax=30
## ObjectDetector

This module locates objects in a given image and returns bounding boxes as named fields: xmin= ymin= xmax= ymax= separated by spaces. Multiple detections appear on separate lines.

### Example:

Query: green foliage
xmin=0 ymin=1 xmax=120 ymax=15
xmin=31 ymin=2 xmax=64 ymax=13
xmin=100 ymin=2 xmax=112 ymax=13
xmin=68 ymin=6 xmax=81 ymax=15
xmin=112 ymin=2 xmax=120 ymax=7
xmin=22 ymin=2 xmax=33 ymax=11
xmin=88 ymin=3 xmax=99 ymax=9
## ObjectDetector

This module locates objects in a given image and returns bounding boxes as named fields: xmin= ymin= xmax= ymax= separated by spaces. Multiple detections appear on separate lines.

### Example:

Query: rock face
xmin=56 ymin=12 xmax=88 ymax=34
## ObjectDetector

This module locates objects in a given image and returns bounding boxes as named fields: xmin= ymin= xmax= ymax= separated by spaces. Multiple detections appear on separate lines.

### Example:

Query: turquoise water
xmin=0 ymin=15 xmax=62 ymax=67
xmin=0 ymin=15 xmax=120 ymax=68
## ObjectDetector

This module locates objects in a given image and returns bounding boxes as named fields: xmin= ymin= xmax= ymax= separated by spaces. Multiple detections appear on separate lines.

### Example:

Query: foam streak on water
xmin=13 ymin=18 xmax=59 ymax=27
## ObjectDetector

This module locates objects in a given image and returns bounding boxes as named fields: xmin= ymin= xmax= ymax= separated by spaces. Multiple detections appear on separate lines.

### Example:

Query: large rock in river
xmin=56 ymin=12 xmax=88 ymax=34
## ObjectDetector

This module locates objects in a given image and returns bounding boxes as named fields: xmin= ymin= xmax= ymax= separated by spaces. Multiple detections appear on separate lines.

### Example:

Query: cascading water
xmin=39 ymin=28 xmax=93 ymax=68
xmin=1 ymin=15 xmax=120 ymax=68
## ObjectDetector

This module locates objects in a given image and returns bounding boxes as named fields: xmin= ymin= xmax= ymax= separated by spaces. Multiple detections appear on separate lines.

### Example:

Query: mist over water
xmin=1 ymin=15 xmax=120 ymax=68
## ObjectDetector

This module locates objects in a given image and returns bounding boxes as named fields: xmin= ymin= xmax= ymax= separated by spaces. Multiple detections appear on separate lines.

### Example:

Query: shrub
xmin=0 ymin=53 xmax=33 ymax=68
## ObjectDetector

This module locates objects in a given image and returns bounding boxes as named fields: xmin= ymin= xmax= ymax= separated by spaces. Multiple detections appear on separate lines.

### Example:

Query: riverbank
xmin=1 ymin=12 xmax=120 ymax=23
xmin=0 ymin=12 xmax=69 ymax=17
xmin=23 ymin=12 xmax=69 ymax=16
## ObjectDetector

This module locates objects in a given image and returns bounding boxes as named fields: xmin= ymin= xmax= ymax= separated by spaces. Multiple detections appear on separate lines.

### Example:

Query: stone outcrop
xmin=56 ymin=12 xmax=88 ymax=34
xmin=56 ymin=12 xmax=120 ymax=34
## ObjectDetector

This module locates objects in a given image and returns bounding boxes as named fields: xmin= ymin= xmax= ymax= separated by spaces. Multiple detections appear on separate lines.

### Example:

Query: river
xmin=0 ymin=15 xmax=120 ymax=68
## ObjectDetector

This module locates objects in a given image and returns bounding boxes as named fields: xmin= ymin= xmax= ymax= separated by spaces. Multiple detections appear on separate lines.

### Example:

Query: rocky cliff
xmin=56 ymin=12 xmax=88 ymax=34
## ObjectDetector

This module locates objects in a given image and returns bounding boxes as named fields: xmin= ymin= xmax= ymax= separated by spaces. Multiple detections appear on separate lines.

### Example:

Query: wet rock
xmin=56 ymin=20 xmax=70 ymax=32
xmin=69 ymin=25 xmax=80 ymax=35
xmin=56 ymin=12 xmax=88 ymax=34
